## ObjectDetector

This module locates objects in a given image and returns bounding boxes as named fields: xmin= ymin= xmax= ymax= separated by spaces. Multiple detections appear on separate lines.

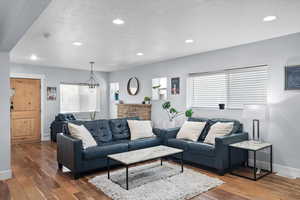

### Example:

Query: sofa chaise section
xmin=162 ymin=118 xmax=248 ymax=174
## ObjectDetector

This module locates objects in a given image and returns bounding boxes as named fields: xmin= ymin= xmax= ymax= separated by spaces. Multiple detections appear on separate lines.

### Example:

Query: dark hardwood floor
xmin=1 ymin=142 xmax=300 ymax=200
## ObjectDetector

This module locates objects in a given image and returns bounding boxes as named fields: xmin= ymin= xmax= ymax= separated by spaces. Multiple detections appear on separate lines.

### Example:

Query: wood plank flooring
xmin=1 ymin=142 xmax=300 ymax=200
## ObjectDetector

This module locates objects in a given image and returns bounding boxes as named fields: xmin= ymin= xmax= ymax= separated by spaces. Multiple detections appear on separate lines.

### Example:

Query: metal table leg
xmin=181 ymin=152 xmax=184 ymax=173
xmin=107 ymin=157 xmax=110 ymax=179
xmin=270 ymin=145 xmax=273 ymax=173
xmin=126 ymin=166 xmax=129 ymax=190
xmin=228 ymin=146 xmax=231 ymax=172
xmin=254 ymin=151 xmax=257 ymax=180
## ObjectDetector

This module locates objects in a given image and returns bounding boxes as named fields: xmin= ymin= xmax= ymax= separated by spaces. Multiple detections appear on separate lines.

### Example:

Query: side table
xmin=228 ymin=140 xmax=272 ymax=181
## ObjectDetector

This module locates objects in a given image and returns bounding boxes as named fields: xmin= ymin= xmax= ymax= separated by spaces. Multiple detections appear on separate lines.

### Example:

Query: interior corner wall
xmin=108 ymin=32 xmax=300 ymax=172
xmin=10 ymin=63 xmax=110 ymax=140
xmin=0 ymin=52 xmax=11 ymax=180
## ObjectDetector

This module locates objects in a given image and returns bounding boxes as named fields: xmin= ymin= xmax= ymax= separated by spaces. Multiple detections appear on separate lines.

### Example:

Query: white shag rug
xmin=89 ymin=161 xmax=224 ymax=200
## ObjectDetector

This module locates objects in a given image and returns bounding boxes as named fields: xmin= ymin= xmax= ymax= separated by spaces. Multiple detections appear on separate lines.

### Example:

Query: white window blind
xmin=60 ymin=84 xmax=100 ymax=113
xmin=228 ymin=66 xmax=268 ymax=109
xmin=189 ymin=65 xmax=268 ymax=109
xmin=191 ymin=73 xmax=227 ymax=108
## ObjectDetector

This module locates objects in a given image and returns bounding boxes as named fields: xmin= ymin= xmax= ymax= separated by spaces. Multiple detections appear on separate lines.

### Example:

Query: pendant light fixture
xmin=87 ymin=61 xmax=99 ymax=89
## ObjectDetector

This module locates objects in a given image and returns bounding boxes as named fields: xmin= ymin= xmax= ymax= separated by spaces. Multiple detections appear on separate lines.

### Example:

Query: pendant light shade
xmin=87 ymin=61 xmax=99 ymax=88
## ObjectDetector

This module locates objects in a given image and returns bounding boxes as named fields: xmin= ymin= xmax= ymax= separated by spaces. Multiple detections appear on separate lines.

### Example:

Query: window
xmin=189 ymin=66 xmax=268 ymax=109
xmin=60 ymin=84 xmax=100 ymax=113
xmin=190 ymin=73 xmax=227 ymax=108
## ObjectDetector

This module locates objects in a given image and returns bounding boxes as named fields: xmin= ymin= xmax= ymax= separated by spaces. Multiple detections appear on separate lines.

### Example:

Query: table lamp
xmin=242 ymin=104 xmax=267 ymax=143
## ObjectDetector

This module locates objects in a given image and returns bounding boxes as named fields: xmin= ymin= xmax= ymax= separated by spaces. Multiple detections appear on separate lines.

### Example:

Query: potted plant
xmin=114 ymin=90 xmax=119 ymax=101
xmin=144 ymin=96 xmax=151 ymax=104
xmin=162 ymin=101 xmax=193 ymax=128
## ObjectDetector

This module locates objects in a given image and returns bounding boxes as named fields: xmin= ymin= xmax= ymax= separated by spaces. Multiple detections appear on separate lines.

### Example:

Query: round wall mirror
xmin=127 ymin=77 xmax=139 ymax=96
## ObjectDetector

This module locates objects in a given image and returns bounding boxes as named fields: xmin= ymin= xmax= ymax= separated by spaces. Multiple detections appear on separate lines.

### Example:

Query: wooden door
xmin=10 ymin=78 xmax=41 ymax=144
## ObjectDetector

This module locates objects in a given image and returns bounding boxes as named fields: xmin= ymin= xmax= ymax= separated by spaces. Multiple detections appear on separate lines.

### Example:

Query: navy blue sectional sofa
xmin=57 ymin=117 xmax=248 ymax=178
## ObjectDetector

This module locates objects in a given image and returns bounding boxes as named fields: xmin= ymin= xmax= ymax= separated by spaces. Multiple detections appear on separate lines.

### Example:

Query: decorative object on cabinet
xmin=144 ymin=96 xmax=151 ymax=104
xmin=171 ymin=77 xmax=180 ymax=95
xmin=127 ymin=77 xmax=139 ymax=95
xmin=285 ymin=65 xmax=300 ymax=90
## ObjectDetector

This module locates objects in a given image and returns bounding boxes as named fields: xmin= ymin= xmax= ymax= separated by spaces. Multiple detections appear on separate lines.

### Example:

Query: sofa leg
xmin=58 ymin=163 xmax=63 ymax=170
xmin=73 ymin=172 xmax=81 ymax=180
xmin=217 ymin=169 xmax=225 ymax=176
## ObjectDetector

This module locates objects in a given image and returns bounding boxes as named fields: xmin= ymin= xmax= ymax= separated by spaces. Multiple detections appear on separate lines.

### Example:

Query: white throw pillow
xmin=68 ymin=123 xmax=97 ymax=149
xmin=127 ymin=120 xmax=155 ymax=140
xmin=204 ymin=122 xmax=234 ymax=144
xmin=176 ymin=121 xmax=207 ymax=142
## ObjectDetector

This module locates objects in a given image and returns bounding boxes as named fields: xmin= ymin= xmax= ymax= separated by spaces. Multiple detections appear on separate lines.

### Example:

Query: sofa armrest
xmin=214 ymin=132 xmax=249 ymax=171
xmin=215 ymin=132 xmax=249 ymax=146
xmin=57 ymin=133 xmax=83 ymax=173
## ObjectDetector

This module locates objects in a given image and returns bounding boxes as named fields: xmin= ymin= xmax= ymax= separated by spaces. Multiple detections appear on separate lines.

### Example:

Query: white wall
xmin=109 ymin=32 xmax=300 ymax=174
xmin=10 ymin=63 xmax=110 ymax=140
xmin=0 ymin=52 xmax=11 ymax=180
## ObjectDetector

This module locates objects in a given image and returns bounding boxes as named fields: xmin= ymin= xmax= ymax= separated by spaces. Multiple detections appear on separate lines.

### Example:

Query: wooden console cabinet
xmin=117 ymin=104 xmax=151 ymax=120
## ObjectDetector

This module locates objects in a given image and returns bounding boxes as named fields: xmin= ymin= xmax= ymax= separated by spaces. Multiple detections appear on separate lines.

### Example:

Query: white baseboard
xmin=42 ymin=134 xmax=50 ymax=141
xmin=0 ymin=169 xmax=12 ymax=180
xmin=274 ymin=163 xmax=300 ymax=179
xmin=248 ymin=159 xmax=300 ymax=179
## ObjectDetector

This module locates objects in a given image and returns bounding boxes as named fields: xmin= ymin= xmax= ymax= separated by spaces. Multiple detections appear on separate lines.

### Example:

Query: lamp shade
xmin=242 ymin=104 xmax=267 ymax=120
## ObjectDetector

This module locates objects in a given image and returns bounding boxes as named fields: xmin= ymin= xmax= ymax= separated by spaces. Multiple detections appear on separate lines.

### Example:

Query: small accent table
xmin=229 ymin=140 xmax=272 ymax=181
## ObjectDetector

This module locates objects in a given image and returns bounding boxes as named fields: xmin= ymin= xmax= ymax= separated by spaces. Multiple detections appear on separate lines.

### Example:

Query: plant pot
xmin=219 ymin=103 xmax=225 ymax=110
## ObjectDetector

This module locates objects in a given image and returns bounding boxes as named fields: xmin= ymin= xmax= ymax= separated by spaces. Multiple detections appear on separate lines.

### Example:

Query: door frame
xmin=10 ymin=73 xmax=46 ymax=141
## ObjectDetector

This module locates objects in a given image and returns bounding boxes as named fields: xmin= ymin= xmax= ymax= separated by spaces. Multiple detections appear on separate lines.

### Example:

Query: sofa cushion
xmin=128 ymin=120 xmax=154 ymax=140
xmin=188 ymin=117 xmax=211 ymax=141
xmin=83 ymin=142 xmax=128 ymax=160
xmin=128 ymin=137 xmax=161 ymax=151
xmin=167 ymin=138 xmax=189 ymax=151
xmin=109 ymin=117 xmax=139 ymax=140
xmin=186 ymin=141 xmax=215 ymax=157
xmin=68 ymin=123 xmax=97 ymax=149
xmin=210 ymin=118 xmax=241 ymax=134
xmin=176 ymin=121 xmax=207 ymax=142
xmin=72 ymin=120 xmax=113 ymax=144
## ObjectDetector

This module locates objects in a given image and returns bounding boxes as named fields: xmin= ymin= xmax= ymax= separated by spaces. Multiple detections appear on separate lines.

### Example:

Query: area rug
xmin=89 ymin=161 xmax=224 ymax=200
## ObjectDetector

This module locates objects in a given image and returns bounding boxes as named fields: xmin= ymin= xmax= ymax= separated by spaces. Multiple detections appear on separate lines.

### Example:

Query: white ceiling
xmin=10 ymin=0 xmax=300 ymax=72
xmin=0 ymin=0 xmax=50 ymax=51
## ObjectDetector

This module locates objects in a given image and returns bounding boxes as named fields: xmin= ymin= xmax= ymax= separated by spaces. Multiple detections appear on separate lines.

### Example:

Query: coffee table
xmin=107 ymin=145 xmax=184 ymax=190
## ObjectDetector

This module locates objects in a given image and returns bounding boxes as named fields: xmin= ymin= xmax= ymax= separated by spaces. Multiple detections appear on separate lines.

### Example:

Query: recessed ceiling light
xmin=185 ymin=39 xmax=194 ymax=44
xmin=112 ymin=18 xmax=125 ymax=25
xmin=136 ymin=52 xmax=144 ymax=56
xmin=263 ymin=15 xmax=277 ymax=22
xmin=72 ymin=41 xmax=83 ymax=46
xmin=30 ymin=54 xmax=38 ymax=61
